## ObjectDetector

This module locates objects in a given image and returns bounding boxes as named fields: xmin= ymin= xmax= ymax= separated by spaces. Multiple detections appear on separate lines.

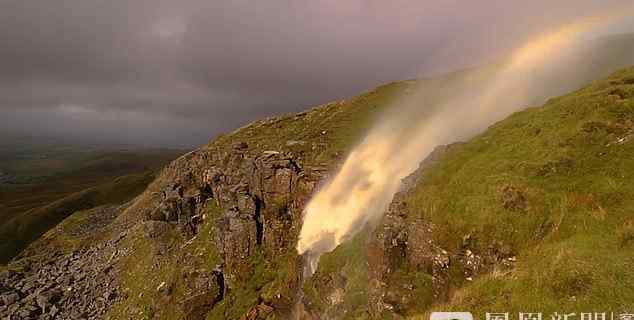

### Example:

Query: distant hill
xmin=0 ymin=147 xmax=183 ymax=263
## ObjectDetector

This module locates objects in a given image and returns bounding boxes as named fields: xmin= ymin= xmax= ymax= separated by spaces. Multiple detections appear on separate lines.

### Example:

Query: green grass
xmin=400 ymin=67 xmax=634 ymax=317
xmin=207 ymin=81 xmax=414 ymax=166
xmin=108 ymin=224 xmax=184 ymax=320
xmin=109 ymin=202 xmax=224 ymax=320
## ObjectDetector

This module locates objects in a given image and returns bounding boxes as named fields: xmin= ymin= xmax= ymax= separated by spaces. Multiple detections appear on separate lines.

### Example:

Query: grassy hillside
xmin=396 ymin=67 xmax=634 ymax=316
xmin=297 ymin=67 xmax=634 ymax=319
xmin=0 ymin=171 xmax=157 ymax=263
xmin=0 ymin=149 xmax=183 ymax=263
xmin=104 ymin=65 xmax=634 ymax=319
xmin=209 ymin=80 xmax=415 ymax=165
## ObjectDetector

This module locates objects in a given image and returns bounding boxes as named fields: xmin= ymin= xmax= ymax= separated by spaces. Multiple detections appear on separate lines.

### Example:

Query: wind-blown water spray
xmin=297 ymin=9 xmax=634 ymax=276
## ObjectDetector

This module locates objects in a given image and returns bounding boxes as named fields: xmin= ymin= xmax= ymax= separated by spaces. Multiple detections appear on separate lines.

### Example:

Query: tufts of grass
xmin=402 ymin=67 xmax=634 ymax=318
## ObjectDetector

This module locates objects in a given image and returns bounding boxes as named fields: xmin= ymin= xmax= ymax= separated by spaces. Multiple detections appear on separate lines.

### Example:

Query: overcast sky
xmin=0 ymin=0 xmax=632 ymax=148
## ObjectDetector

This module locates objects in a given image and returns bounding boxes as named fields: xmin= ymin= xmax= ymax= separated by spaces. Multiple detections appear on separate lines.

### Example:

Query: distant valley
xmin=0 ymin=140 xmax=183 ymax=263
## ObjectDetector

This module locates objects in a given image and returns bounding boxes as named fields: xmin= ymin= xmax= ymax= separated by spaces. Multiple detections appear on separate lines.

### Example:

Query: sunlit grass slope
xmin=404 ymin=67 xmax=634 ymax=317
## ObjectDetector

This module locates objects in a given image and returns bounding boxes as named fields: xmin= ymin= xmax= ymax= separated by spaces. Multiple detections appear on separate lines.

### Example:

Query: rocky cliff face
xmin=143 ymin=144 xmax=324 ymax=314
xmin=1 ymin=141 xmax=326 ymax=319
xmin=153 ymin=147 xmax=304 ymax=258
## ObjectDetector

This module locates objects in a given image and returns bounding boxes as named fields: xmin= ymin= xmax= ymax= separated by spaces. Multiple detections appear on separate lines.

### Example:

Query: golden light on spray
xmin=297 ymin=9 xmax=634 ymax=276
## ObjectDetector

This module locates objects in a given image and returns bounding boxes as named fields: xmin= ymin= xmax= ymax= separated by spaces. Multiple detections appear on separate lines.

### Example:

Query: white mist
xmin=296 ymin=9 xmax=634 ymax=276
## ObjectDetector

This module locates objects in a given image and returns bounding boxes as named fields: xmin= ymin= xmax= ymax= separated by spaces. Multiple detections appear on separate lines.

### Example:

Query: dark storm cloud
xmin=0 ymin=0 xmax=632 ymax=147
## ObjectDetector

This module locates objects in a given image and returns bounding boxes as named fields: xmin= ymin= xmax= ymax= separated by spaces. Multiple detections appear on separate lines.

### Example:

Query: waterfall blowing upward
xmin=296 ymin=9 xmax=634 ymax=277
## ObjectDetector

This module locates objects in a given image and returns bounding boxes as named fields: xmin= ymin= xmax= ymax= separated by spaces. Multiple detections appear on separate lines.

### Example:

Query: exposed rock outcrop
xmin=135 ymin=144 xmax=324 ymax=317
xmin=367 ymin=145 xmax=454 ymax=317
xmin=367 ymin=143 xmax=517 ymax=317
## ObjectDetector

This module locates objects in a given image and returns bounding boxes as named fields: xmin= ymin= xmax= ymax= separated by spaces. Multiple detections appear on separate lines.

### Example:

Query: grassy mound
xmin=401 ymin=67 xmax=634 ymax=317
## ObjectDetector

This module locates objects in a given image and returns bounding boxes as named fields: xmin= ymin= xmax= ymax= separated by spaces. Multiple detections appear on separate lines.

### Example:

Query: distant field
xmin=0 ymin=137 xmax=182 ymax=184
xmin=0 ymin=149 xmax=182 ymax=222
xmin=0 ymin=144 xmax=184 ymax=263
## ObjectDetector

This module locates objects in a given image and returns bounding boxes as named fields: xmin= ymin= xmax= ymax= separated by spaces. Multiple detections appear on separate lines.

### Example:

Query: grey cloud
xmin=0 ymin=0 xmax=632 ymax=147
